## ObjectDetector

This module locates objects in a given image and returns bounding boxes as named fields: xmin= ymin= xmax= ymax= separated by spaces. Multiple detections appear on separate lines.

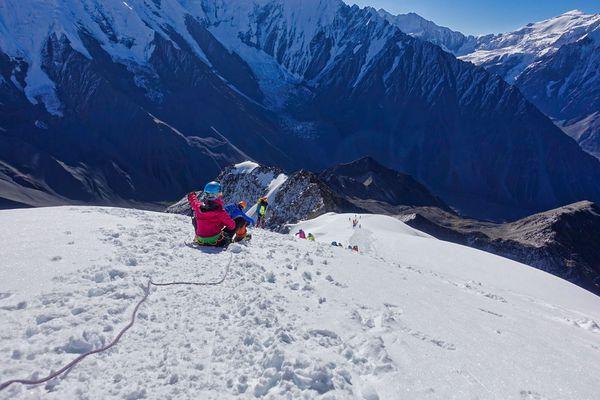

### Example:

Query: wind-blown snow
xmin=1 ymin=206 xmax=599 ymax=399
xmin=232 ymin=161 xmax=260 ymax=175
xmin=246 ymin=172 xmax=289 ymax=218
xmin=265 ymin=173 xmax=288 ymax=195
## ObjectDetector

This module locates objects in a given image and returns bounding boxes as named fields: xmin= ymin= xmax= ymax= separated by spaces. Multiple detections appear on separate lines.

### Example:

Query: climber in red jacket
xmin=188 ymin=181 xmax=236 ymax=247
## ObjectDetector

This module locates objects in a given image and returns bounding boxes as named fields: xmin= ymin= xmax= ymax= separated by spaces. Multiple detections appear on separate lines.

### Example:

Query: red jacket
xmin=188 ymin=193 xmax=236 ymax=237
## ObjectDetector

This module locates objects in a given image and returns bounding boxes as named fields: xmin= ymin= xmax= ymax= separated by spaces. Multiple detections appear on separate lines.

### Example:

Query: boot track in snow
xmin=0 ymin=253 xmax=234 ymax=392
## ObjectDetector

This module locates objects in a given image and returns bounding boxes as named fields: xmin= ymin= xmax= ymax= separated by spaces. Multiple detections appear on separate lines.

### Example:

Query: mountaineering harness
xmin=0 ymin=253 xmax=234 ymax=392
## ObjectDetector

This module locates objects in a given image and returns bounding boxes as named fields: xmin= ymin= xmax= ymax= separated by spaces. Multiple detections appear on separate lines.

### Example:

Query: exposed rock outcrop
xmin=166 ymin=161 xmax=362 ymax=231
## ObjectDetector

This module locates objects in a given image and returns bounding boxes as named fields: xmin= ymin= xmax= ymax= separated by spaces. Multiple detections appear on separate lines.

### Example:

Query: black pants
xmin=223 ymin=217 xmax=248 ymax=240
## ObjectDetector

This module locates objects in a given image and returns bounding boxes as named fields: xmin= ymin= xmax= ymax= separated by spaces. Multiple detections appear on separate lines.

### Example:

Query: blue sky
xmin=348 ymin=0 xmax=600 ymax=35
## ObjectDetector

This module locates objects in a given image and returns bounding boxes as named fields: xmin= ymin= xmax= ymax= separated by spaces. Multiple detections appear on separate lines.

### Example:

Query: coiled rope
xmin=0 ymin=252 xmax=233 ymax=392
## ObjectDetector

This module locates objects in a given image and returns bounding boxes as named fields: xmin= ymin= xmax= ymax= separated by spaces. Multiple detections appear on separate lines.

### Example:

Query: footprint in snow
xmin=0 ymin=301 xmax=27 ymax=311
xmin=35 ymin=313 xmax=62 ymax=325
xmin=70 ymin=307 xmax=86 ymax=315
xmin=520 ymin=390 xmax=548 ymax=400
xmin=484 ymin=292 xmax=508 ymax=303
xmin=479 ymin=308 xmax=503 ymax=317
xmin=565 ymin=318 xmax=600 ymax=333
xmin=359 ymin=384 xmax=380 ymax=400
xmin=308 ymin=329 xmax=342 ymax=348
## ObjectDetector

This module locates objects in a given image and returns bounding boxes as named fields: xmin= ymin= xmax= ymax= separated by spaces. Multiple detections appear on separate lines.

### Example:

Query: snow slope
xmin=1 ymin=207 xmax=600 ymax=399
xmin=290 ymin=213 xmax=433 ymax=252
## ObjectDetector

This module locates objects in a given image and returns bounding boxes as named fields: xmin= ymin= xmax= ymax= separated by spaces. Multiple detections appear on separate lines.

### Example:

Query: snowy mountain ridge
xmin=1 ymin=206 xmax=599 ymax=399
xmin=0 ymin=0 xmax=204 ymax=115
xmin=3 ymin=0 xmax=600 ymax=220
xmin=516 ymin=24 xmax=600 ymax=160
xmin=0 ymin=0 xmax=373 ymax=114
xmin=381 ymin=8 xmax=599 ymax=82
xmin=459 ymin=9 xmax=600 ymax=82
xmin=12 ymin=1 xmax=595 ymax=113
xmin=377 ymin=8 xmax=477 ymax=55
xmin=381 ymin=8 xmax=600 ymax=160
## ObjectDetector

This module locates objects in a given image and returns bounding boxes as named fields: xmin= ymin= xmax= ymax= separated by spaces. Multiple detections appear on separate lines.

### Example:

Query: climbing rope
xmin=0 ymin=253 xmax=233 ymax=392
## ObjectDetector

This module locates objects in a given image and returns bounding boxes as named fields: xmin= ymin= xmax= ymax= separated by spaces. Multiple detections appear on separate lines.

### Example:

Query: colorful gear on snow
xmin=224 ymin=204 xmax=255 ymax=226
xmin=194 ymin=232 xmax=226 ymax=246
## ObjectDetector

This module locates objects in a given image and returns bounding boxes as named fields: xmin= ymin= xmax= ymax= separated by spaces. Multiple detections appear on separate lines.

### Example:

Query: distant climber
xmin=295 ymin=229 xmax=307 ymax=239
xmin=352 ymin=245 xmax=359 ymax=252
xmin=307 ymin=233 xmax=316 ymax=242
xmin=224 ymin=200 xmax=254 ymax=242
xmin=188 ymin=181 xmax=237 ymax=247
xmin=256 ymin=196 xmax=269 ymax=228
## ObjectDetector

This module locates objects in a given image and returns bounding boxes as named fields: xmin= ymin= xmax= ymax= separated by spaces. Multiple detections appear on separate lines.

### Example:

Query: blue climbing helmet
xmin=203 ymin=181 xmax=222 ymax=199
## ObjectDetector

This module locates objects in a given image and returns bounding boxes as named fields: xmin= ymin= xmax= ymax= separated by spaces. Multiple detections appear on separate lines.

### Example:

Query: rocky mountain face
xmin=516 ymin=28 xmax=600 ymax=160
xmin=0 ymin=0 xmax=296 ymax=207
xmin=382 ymin=9 xmax=600 ymax=161
xmin=2 ymin=1 xmax=600 ymax=221
xmin=399 ymin=202 xmax=600 ymax=296
xmin=166 ymin=161 xmax=362 ymax=231
xmin=319 ymin=156 xmax=449 ymax=212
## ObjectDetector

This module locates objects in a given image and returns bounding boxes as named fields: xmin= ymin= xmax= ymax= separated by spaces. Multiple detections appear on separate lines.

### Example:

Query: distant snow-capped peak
xmin=459 ymin=9 xmax=600 ymax=81
xmin=380 ymin=7 xmax=599 ymax=82
xmin=377 ymin=8 xmax=477 ymax=55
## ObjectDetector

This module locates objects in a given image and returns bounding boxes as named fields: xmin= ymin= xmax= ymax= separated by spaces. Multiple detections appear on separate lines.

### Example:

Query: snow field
xmin=0 ymin=207 xmax=599 ymax=399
